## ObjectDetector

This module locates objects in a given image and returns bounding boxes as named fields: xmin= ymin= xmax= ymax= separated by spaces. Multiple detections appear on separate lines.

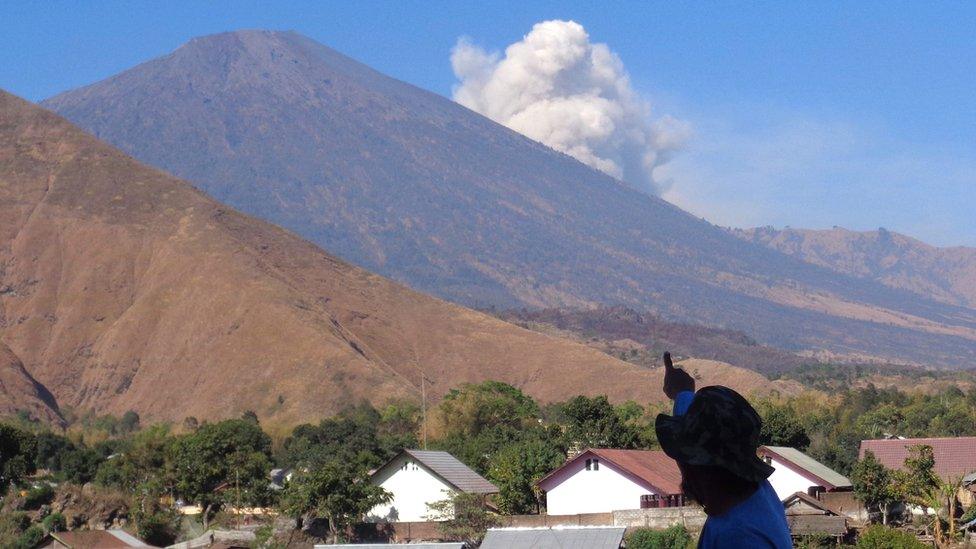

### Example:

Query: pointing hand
xmin=662 ymin=351 xmax=695 ymax=400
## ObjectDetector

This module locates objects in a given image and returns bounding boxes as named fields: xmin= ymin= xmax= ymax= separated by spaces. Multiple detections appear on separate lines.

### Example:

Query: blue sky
xmin=3 ymin=1 xmax=974 ymax=246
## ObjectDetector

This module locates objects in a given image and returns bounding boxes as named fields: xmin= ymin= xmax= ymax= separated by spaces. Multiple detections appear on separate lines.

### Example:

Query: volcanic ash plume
xmin=451 ymin=20 xmax=689 ymax=195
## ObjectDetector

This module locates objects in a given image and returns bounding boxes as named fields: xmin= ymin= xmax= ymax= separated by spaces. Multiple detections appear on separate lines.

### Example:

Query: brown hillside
xmin=0 ymin=342 xmax=62 ymax=424
xmin=736 ymin=226 xmax=976 ymax=309
xmin=0 ymin=90 xmax=693 ymax=425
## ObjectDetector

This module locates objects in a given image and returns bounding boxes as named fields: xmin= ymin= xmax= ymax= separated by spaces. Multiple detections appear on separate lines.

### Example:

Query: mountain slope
xmin=42 ymin=30 xmax=976 ymax=367
xmin=0 ymin=90 xmax=707 ymax=425
xmin=0 ymin=342 xmax=62 ymax=424
xmin=497 ymin=307 xmax=808 ymax=375
xmin=735 ymin=226 xmax=976 ymax=310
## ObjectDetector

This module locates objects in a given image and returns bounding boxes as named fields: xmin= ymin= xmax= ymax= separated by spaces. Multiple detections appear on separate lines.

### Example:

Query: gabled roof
xmin=480 ymin=526 xmax=626 ymax=549
xmin=782 ymin=491 xmax=843 ymax=516
xmin=760 ymin=446 xmax=851 ymax=489
xmin=537 ymin=448 xmax=682 ymax=496
xmin=858 ymin=437 xmax=976 ymax=480
xmin=373 ymin=449 xmax=497 ymax=494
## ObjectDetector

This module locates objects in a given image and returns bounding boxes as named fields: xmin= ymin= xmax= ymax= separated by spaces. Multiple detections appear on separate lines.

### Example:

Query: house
xmin=367 ymin=449 xmax=497 ymax=522
xmin=35 ymin=529 xmax=155 ymax=548
xmin=860 ymin=436 xmax=976 ymax=507
xmin=759 ymin=446 xmax=852 ymax=500
xmin=859 ymin=436 xmax=976 ymax=482
xmin=782 ymin=491 xmax=850 ymax=543
xmin=480 ymin=526 xmax=626 ymax=549
xmin=537 ymin=448 xmax=683 ymax=515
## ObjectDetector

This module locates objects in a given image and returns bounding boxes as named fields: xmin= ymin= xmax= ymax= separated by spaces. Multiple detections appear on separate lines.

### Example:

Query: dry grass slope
xmin=0 ymin=90 xmax=699 ymax=426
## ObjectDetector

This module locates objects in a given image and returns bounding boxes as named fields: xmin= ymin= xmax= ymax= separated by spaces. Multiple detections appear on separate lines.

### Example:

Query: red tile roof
xmin=538 ymin=448 xmax=682 ymax=495
xmin=48 ymin=530 xmax=153 ymax=547
xmin=859 ymin=437 xmax=976 ymax=480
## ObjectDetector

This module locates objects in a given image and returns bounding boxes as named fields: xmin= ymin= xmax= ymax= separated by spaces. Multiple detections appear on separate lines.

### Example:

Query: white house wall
xmin=367 ymin=457 xmax=457 ymax=522
xmin=767 ymin=457 xmax=819 ymax=500
xmin=545 ymin=459 xmax=653 ymax=515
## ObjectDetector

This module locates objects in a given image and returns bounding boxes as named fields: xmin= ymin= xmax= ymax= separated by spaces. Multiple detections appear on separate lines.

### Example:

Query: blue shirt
xmin=674 ymin=391 xmax=793 ymax=549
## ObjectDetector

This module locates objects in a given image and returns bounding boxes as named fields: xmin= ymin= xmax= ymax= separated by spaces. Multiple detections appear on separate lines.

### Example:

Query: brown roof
xmin=48 ymin=530 xmax=152 ymax=548
xmin=859 ymin=437 xmax=976 ymax=480
xmin=782 ymin=491 xmax=843 ymax=516
xmin=538 ymin=448 xmax=682 ymax=496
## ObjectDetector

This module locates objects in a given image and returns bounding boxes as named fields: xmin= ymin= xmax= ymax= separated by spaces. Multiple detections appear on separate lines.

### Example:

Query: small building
xmin=480 ymin=526 xmax=626 ymax=549
xmin=759 ymin=446 xmax=852 ymax=500
xmin=860 ymin=436 xmax=976 ymax=507
xmin=537 ymin=448 xmax=683 ymax=515
xmin=367 ymin=449 xmax=497 ymax=522
xmin=781 ymin=492 xmax=850 ymax=544
xmin=35 ymin=529 xmax=155 ymax=548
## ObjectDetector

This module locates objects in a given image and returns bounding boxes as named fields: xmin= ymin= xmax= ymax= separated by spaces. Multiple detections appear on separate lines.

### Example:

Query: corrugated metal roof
xmin=480 ymin=527 xmax=626 ymax=549
xmin=315 ymin=542 xmax=464 ymax=549
xmin=859 ymin=437 xmax=976 ymax=480
xmin=762 ymin=446 xmax=851 ymax=489
xmin=403 ymin=449 xmax=498 ymax=494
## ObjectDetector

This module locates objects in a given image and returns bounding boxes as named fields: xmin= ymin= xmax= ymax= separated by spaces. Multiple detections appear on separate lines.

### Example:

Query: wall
xmin=367 ymin=454 xmax=457 ymax=522
xmin=544 ymin=457 xmax=656 ymax=514
xmin=819 ymin=491 xmax=866 ymax=522
xmin=613 ymin=507 xmax=707 ymax=530
xmin=367 ymin=506 xmax=707 ymax=543
xmin=766 ymin=456 xmax=818 ymax=500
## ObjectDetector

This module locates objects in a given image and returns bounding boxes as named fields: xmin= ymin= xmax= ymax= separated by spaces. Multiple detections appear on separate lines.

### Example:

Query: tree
xmin=851 ymin=451 xmax=900 ymax=525
xmin=427 ymin=491 xmax=498 ymax=546
xmin=279 ymin=460 xmax=390 ymax=543
xmin=0 ymin=424 xmax=37 ymax=494
xmin=119 ymin=410 xmax=141 ymax=434
xmin=557 ymin=395 xmax=644 ymax=449
xmin=758 ymin=401 xmax=811 ymax=450
xmin=431 ymin=382 xmax=543 ymax=473
xmin=170 ymin=419 xmax=273 ymax=530
xmin=488 ymin=437 xmax=564 ymax=514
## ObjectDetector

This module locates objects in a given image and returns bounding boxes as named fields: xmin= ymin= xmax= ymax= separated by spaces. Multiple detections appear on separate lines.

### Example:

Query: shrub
xmin=0 ymin=512 xmax=31 ymax=547
xmin=13 ymin=525 xmax=44 ymax=549
xmin=626 ymin=524 xmax=693 ymax=549
xmin=22 ymin=483 xmax=54 ymax=510
xmin=856 ymin=525 xmax=925 ymax=549
xmin=961 ymin=503 xmax=976 ymax=525
xmin=42 ymin=512 xmax=66 ymax=533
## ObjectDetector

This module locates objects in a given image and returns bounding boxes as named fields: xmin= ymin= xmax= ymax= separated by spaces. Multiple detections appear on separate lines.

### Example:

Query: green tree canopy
xmin=279 ymin=460 xmax=390 ymax=543
xmin=0 ymin=424 xmax=37 ymax=494
xmin=170 ymin=418 xmax=273 ymax=529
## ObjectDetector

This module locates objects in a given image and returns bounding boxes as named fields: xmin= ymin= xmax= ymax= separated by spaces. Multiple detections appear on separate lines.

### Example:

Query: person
xmin=656 ymin=352 xmax=793 ymax=548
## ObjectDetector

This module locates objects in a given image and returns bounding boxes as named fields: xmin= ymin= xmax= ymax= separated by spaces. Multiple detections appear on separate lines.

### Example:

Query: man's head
xmin=656 ymin=386 xmax=773 ymax=512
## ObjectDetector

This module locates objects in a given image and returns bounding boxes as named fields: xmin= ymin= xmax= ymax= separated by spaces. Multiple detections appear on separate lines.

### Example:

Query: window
xmin=592 ymin=458 xmax=599 ymax=470
xmin=585 ymin=459 xmax=592 ymax=470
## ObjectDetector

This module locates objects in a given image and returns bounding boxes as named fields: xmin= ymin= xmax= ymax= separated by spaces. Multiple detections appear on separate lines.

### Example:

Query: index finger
xmin=663 ymin=351 xmax=673 ymax=370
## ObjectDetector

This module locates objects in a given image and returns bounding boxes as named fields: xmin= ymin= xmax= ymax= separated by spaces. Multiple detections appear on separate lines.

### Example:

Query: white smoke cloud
xmin=451 ymin=20 xmax=690 ymax=195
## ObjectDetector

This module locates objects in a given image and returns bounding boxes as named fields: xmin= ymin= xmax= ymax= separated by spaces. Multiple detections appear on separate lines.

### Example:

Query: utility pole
xmin=421 ymin=373 xmax=428 ymax=450
xmin=235 ymin=468 xmax=241 ymax=530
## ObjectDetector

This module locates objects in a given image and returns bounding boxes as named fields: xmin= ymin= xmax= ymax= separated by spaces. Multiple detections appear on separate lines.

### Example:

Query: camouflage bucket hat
xmin=655 ymin=386 xmax=774 ymax=483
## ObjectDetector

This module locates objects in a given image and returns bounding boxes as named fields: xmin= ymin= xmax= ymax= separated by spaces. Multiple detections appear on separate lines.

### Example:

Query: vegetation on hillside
xmin=2 ymin=378 xmax=975 ymax=545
